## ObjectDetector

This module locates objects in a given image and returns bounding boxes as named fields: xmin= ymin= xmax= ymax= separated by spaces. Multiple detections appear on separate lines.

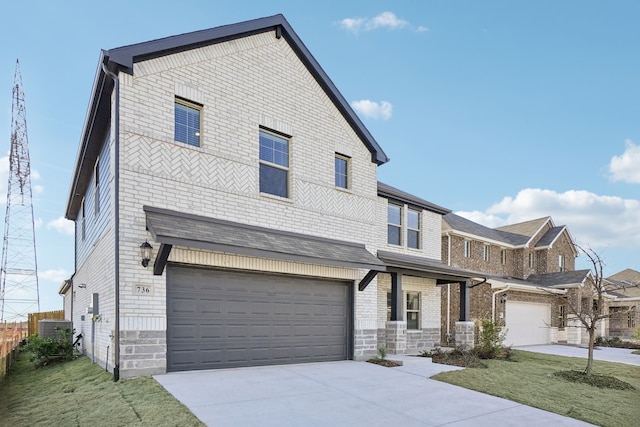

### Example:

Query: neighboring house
xmin=62 ymin=15 xmax=478 ymax=378
xmin=605 ymin=269 xmax=640 ymax=339
xmin=440 ymin=213 xmax=599 ymax=346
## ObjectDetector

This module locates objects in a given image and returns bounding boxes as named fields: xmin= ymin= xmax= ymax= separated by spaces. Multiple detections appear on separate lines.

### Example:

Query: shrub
xmin=477 ymin=320 xmax=507 ymax=359
xmin=24 ymin=328 xmax=76 ymax=367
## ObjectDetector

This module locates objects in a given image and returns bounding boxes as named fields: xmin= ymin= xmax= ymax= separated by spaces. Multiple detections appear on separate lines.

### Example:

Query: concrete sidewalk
xmin=155 ymin=356 xmax=592 ymax=426
xmin=515 ymin=344 xmax=640 ymax=366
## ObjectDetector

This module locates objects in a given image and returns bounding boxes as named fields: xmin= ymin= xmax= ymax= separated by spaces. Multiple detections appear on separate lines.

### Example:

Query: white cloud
xmin=34 ymin=217 xmax=43 ymax=228
xmin=39 ymin=268 xmax=70 ymax=283
xmin=338 ymin=17 xmax=365 ymax=33
xmin=338 ymin=12 xmax=422 ymax=34
xmin=47 ymin=216 xmax=74 ymax=236
xmin=469 ymin=188 xmax=640 ymax=249
xmin=366 ymin=12 xmax=408 ymax=31
xmin=608 ymin=139 xmax=640 ymax=184
xmin=32 ymin=170 xmax=41 ymax=180
xmin=351 ymin=100 xmax=393 ymax=120
xmin=33 ymin=184 xmax=44 ymax=194
xmin=455 ymin=211 xmax=506 ymax=228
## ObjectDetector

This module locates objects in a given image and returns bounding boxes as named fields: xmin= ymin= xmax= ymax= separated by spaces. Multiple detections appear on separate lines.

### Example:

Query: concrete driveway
xmin=154 ymin=354 xmax=592 ymax=426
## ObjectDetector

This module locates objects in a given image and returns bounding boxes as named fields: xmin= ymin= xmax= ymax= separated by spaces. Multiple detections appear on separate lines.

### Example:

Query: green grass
xmin=0 ymin=353 xmax=204 ymax=427
xmin=432 ymin=350 xmax=640 ymax=427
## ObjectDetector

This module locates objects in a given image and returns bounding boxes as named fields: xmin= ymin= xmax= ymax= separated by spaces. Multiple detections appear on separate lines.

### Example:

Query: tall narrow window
xmin=174 ymin=98 xmax=201 ymax=147
xmin=94 ymin=158 xmax=100 ymax=216
xmin=483 ymin=244 xmax=490 ymax=262
xmin=500 ymin=249 xmax=507 ymax=265
xmin=528 ymin=252 xmax=534 ymax=268
xmin=406 ymin=292 xmax=420 ymax=330
xmin=259 ymin=130 xmax=289 ymax=198
xmin=335 ymin=154 xmax=349 ymax=189
xmin=407 ymin=209 xmax=420 ymax=249
xmin=558 ymin=305 xmax=566 ymax=329
xmin=464 ymin=240 xmax=471 ymax=258
xmin=387 ymin=204 xmax=402 ymax=245
xmin=81 ymin=199 xmax=86 ymax=241
xmin=558 ymin=255 xmax=565 ymax=272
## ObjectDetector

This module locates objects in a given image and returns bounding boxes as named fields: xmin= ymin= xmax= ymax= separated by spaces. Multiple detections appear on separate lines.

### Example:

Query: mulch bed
xmin=367 ymin=358 xmax=402 ymax=367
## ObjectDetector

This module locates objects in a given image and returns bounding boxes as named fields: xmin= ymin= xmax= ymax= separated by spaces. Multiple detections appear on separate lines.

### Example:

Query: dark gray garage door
xmin=166 ymin=266 xmax=352 ymax=371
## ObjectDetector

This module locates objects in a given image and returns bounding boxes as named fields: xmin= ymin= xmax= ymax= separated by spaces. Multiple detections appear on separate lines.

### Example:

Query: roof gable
xmin=66 ymin=14 xmax=388 ymax=219
xmin=378 ymin=182 xmax=450 ymax=215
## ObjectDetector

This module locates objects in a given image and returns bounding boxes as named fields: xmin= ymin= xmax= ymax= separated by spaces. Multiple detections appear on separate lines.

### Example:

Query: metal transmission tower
xmin=0 ymin=60 xmax=40 ymax=322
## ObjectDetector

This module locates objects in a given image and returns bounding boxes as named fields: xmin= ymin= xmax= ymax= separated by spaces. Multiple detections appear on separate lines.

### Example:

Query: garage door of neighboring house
xmin=505 ymin=301 xmax=551 ymax=346
xmin=166 ymin=265 xmax=352 ymax=372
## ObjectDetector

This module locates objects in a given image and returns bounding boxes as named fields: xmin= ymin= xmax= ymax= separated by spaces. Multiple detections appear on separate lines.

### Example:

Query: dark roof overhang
xmin=377 ymin=250 xmax=481 ymax=285
xmin=378 ymin=182 xmax=450 ymax=215
xmin=144 ymin=206 xmax=386 ymax=275
xmin=66 ymin=15 xmax=388 ymax=219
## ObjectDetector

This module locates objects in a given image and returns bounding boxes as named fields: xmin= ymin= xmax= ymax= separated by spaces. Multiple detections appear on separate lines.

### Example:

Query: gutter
xmin=101 ymin=62 xmax=121 ymax=382
xmin=492 ymin=285 xmax=510 ymax=323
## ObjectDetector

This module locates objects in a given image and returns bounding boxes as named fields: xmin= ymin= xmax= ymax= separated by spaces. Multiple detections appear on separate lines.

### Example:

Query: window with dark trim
xmin=335 ymin=154 xmax=349 ymax=189
xmin=464 ymin=240 xmax=471 ymax=258
xmin=558 ymin=305 xmax=566 ymax=329
xmin=259 ymin=130 xmax=289 ymax=198
xmin=407 ymin=209 xmax=420 ymax=249
xmin=528 ymin=252 xmax=534 ymax=268
xmin=174 ymin=98 xmax=201 ymax=147
xmin=81 ymin=199 xmax=86 ymax=241
xmin=94 ymin=158 xmax=100 ymax=217
xmin=387 ymin=204 xmax=402 ymax=245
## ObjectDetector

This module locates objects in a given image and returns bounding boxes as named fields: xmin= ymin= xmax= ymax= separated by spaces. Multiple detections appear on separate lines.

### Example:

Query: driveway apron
xmin=154 ymin=355 xmax=593 ymax=426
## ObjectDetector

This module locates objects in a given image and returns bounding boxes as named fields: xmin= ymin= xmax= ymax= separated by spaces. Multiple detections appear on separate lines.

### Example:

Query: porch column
xmin=386 ymin=272 xmax=407 ymax=354
xmin=455 ymin=280 xmax=474 ymax=349
xmin=390 ymin=272 xmax=403 ymax=321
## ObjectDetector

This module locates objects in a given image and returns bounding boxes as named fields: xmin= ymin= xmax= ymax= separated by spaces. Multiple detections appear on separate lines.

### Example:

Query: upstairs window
xmin=464 ymin=240 xmax=471 ymax=258
xmin=558 ymin=255 xmax=565 ymax=272
xmin=94 ymin=158 xmax=100 ymax=216
xmin=528 ymin=252 xmax=535 ymax=268
xmin=407 ymin=209 xmax=420 ymax=249
xmin=335 ymin=154 xmax=349 ymax=189
xmin=500 ymin=249 xmax=507 ymax=265
xmin=483 ymin=244 xmax=490 ymax=262
xmin=259 ymin=130 xmax=289 ymax=198
xmin=174 ymin=98 xmax=201 ymax=147
xmin=81 ymin=199 xmax=86 ymax=241
xmin=387 ymin=204 xmax=402 ymax=246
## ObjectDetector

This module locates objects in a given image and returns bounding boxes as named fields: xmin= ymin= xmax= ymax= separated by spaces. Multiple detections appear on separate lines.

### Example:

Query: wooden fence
xmin=1 ymin=321 xmax=27 ymax=381
xmin=28 ymin=310 xmax=65 ymax=336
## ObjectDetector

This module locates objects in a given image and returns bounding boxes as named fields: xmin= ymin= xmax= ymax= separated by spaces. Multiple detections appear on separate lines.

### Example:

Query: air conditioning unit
xmin=38 ymin=319 xmax=72 ymax=340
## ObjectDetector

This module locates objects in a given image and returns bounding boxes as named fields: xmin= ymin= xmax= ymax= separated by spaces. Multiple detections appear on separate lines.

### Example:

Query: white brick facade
xmin=69 ymin=18 xmax=450 ymax=377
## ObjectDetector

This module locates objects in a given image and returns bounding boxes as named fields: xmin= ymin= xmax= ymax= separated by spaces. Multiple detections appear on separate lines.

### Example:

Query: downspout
xmin=492 ymin=285 xmax=510 ymax=323
xmin=101 ymin=62 xmax=120 ymax=382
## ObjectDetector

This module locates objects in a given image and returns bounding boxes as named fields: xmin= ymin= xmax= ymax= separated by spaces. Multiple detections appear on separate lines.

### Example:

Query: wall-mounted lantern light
xmin=500 ymin=293 xmax=508 ymax=304
xmin=140 ymin=241 xmax=153 ymax=267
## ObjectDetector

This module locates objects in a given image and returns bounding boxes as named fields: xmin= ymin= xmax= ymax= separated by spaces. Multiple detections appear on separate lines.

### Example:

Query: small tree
xmin=556 ymin=246 xmax=636 ymax=375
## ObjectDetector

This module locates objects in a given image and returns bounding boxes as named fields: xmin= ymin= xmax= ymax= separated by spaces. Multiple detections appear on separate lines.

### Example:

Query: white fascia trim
xmin=490 ymin=280 xmax=567 ymax=295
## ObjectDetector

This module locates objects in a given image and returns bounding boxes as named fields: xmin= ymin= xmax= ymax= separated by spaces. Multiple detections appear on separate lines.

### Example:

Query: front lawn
xmin=0 ymin=353 xmax=204 ymax=426
xmin=432 ymin=350 xmax=640 ymax=427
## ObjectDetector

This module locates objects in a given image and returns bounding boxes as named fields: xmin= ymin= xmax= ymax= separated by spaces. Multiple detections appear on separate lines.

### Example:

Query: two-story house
xmin=440 ymin=213 xmax=595 ymax=346
xmin=605 ymin=269 xmax=640 ymax=339
xmin=61 ymin=15 xmax=479 ymax=379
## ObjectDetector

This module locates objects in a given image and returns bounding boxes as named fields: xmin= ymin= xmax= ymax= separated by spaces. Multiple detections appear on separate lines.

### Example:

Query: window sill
xmin=335 ymin=186 xmax=352 ymax=194
xmin=260 ymin=192 xmax=293 ymax=204
xmin=407 ymin=329 xmax=423 ymax=334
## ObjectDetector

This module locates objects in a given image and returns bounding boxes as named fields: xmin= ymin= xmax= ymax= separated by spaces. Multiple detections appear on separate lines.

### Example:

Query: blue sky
xmin=1 ymin=1 xmax=639 ymax=313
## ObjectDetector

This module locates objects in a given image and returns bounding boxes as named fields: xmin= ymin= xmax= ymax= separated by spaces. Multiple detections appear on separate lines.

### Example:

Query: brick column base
xmin=455 ymin=321 xmax=475 ymax=350
xmin=385 ymin=321 xmax=407 ymax=355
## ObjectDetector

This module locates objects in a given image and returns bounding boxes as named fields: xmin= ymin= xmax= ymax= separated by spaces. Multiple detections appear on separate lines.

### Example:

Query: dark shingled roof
xmin=494 ymin=217 xmax=550 ymax=238
xmin=378 ymin=182 xmax=450 ymax=215
xmin=534 ymin=226 xmax=566 ymax=248
xmin=66 ymin=14 xmax=388 ymax=220
xmin=442 ymin=213 xmax=529 ymax=246
xmin=144 ymin=206 xmax=386 ymax=271
xmin=376 ymin=250 xmax=481 ymax=284
xmin=526 ymin=269 xmax=591 ymax=288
